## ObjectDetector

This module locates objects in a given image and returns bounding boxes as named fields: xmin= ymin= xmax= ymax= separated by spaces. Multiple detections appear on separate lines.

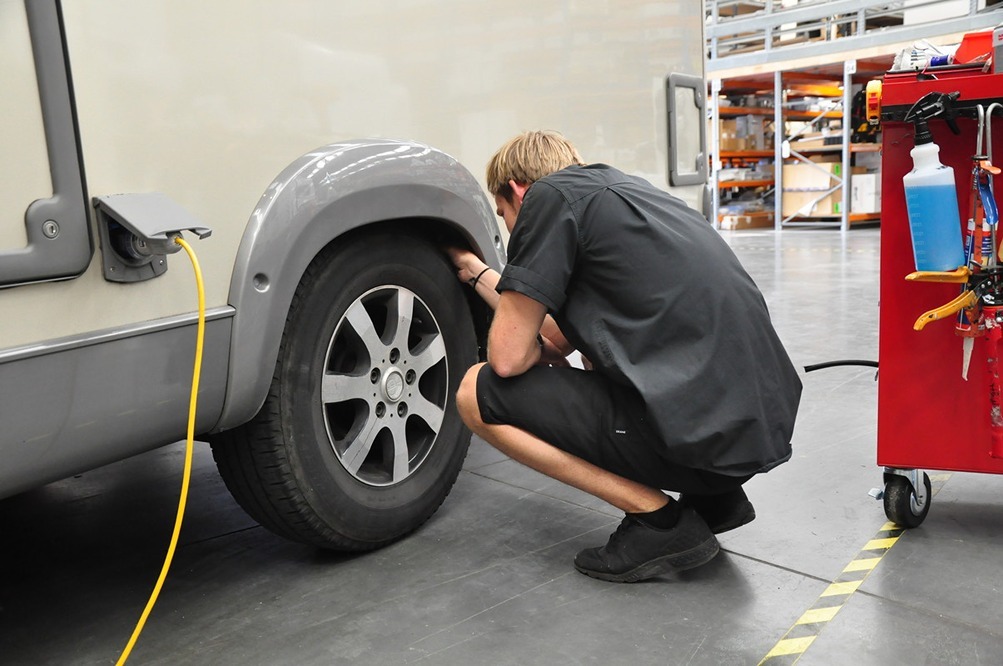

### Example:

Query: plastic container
xmin=903 ymin=141 xmax=964 ymax=271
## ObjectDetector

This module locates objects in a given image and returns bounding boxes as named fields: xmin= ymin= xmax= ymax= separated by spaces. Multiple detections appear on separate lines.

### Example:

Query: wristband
xmin=470 ymin=267 xmax=490 ymax=289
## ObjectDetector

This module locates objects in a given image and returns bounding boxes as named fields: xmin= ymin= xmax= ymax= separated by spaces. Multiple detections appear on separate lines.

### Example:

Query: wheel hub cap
xmin=382 ymin=368 xmax=405 ymax=402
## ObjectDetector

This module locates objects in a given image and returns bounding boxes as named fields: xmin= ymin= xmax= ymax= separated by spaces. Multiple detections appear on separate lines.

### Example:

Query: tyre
xmin=883 ymin=472 xmax=932 ymax=528
xmin=210 ymin=233 xmax=477 ymax=550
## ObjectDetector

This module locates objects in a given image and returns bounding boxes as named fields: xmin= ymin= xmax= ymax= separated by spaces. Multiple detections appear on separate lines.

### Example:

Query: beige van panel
xmin=1 ymin=0 xmax=703 ymax=348
xmin=0 ymin=0 xmax=50 ymax=251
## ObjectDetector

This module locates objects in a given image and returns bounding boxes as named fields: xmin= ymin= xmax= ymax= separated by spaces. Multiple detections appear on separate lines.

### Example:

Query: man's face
xmin=494 ymin=193 xmax=520 ymax=234
xmin=494 ymin=180 xmax=528 ymax=234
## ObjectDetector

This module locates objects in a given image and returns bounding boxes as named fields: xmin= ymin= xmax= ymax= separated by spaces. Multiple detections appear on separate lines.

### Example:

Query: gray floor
xmin=3 ymin=228 xmax=1002 ymax=665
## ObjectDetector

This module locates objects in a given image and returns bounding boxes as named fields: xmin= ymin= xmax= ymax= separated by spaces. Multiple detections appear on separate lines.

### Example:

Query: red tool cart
xmin=878 ymin=53 xmax=1003 ymax=527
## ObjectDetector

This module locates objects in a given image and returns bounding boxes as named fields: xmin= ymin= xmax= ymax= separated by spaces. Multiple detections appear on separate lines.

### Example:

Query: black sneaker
xmin=573 ymin=508 xmax=719 ymax=583
xmin=678 ymin=488 xmax=756 ymax=534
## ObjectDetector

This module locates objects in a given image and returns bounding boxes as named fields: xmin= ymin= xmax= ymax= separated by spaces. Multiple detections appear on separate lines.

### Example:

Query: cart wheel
xmin=883 ymin=472 xmax=932 ymax=528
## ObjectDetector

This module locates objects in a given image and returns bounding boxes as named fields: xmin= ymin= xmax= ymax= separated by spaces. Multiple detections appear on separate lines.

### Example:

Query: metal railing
xmin=707 ymin=0 xmax=1002 ymax=73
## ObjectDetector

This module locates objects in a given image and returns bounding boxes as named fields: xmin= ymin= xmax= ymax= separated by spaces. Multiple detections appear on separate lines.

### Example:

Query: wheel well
xmin=310 ymin=218 xmax=492 ymax=360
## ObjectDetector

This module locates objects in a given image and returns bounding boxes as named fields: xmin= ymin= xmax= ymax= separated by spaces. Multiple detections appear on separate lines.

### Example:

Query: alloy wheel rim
xmin=321 ymin=285 xmax=448 ymax=487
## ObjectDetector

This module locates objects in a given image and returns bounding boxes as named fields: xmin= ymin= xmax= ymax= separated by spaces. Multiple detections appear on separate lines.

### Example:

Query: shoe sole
xmin=574 ymin=534 xmax=721 ymax=583
xmin=708 ymin=502 xmax=756 ymax=534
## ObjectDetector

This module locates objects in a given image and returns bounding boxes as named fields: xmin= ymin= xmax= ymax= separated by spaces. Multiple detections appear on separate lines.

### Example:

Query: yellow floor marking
xmin=820 ymin=580 xmax=861 ymax=596
xmin=760 ymin=472 xmax=953 ymax=665
xmin=764 ymin=636 xmax=816 ymax=658
xmin=863 ymin=537 xmax=899 ymax=550
xmin=842 ymin=557 xmax=883 ymax=572
xmin=796 ymin=606 xmax=841 ymax=625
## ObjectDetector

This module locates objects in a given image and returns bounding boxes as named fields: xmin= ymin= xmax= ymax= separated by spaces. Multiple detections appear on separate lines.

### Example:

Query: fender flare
xmin=213 ymin=139 xmax=505 ymax=431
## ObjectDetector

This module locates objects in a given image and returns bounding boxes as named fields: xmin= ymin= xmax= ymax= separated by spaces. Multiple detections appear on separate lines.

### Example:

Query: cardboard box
xmin=718 ymin=117 xmax=770 ymax=151
xmin=719 ymin=212 xmax=775 ymax=230
xmin=782 ymin=190 xmax=843 ymax=217
xmin=782 ymin=162 xmax=846 ymax=190
xmin=783 ymin=162 xmax=832 ymax=190
xmin=720 ymin=136 xmax=749 ymax=151
xmin=851 ymin=172 xmax=882 ymax=214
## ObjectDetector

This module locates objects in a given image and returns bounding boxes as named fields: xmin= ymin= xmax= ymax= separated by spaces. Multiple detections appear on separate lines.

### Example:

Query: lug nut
xmin=376 ymin=402 xmax=386 ymax=418
xmin=370 ymin=369 xmax=380 ymax=384
xmin=397 ymin=403 xmax=408 ymax=417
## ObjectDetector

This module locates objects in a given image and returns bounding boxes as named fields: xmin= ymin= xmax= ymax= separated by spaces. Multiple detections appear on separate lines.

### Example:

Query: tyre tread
xmin=210 ymin=235 xmax=473 ymax=551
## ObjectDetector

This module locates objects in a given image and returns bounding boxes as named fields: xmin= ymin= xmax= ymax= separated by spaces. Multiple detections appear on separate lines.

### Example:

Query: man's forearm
xmin=487 ymin=291 xmax=548 ymax=377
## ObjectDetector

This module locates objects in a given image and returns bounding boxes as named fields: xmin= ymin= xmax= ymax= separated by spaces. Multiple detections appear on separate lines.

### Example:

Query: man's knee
xmin=456 ymin=362 xmax=487 ymax=430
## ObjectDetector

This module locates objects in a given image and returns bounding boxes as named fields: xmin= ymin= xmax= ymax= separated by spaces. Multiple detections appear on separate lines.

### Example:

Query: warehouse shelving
xmin=705 ymin=0 xmax=1003 ymax=231
xmin=710 ymin=59 xmax=889 ymax=231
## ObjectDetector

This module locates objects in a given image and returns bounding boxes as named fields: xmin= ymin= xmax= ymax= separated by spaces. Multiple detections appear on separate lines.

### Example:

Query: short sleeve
xmin=497 ymin=182 xmax=578 ymax=312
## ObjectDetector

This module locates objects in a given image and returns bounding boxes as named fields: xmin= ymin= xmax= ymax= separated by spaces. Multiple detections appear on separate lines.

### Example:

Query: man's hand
xmin=446 ymin=247 xmax=486 ymax=285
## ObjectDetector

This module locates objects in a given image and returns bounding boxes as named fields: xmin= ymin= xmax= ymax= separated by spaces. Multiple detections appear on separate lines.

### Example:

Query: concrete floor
xmin=3 ymin=228 xmax=1002 ymax=665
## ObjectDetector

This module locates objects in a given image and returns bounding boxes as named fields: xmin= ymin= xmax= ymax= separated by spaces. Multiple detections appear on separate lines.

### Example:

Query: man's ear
xmin=509 ymin=180 xmax=531 ymax=204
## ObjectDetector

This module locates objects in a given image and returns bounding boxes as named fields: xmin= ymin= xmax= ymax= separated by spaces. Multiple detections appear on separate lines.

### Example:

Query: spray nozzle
xmin=904 ymin=91 xmax=962 ymax=145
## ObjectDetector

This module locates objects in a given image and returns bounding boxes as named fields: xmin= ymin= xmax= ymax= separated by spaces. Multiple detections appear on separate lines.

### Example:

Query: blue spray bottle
xmin=903 ymin=92 xmax=965 ymax=272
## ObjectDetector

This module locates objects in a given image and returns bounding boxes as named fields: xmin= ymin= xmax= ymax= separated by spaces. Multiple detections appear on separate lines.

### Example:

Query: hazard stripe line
xmin=758 ymin=472 xmax=951 ymax=665
xmin=795 ymin=606 xmax=841 ymax=625
xmin=764 ymin=636 xmax=816 ymax=658
xmin=842 ymin=557 xmax=882 ymax=572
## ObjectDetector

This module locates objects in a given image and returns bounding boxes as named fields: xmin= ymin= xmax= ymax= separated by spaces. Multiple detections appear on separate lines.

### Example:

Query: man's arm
xmin=448 ymin=247 xmax=574 ymax=360
xmin=487 ymin=291 xmax=548 ymax=377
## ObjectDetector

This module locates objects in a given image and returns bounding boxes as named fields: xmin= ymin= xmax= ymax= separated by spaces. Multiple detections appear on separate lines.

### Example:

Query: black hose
xmin=803 ymin=359 xmax=878 ymax=373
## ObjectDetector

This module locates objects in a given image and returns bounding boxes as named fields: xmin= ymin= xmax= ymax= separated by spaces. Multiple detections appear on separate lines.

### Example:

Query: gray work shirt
xmin=497 ymin=164 xmax=801 ymax=476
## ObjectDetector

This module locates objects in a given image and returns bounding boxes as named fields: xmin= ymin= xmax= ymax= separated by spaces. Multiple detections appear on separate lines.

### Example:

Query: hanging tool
xmin=909 ymin=105 xmax=1003 ymax=376
xmin=906 ymin=102 xmax=1003 ymax=459
xmin=985 ymin=306 xmax=1003 ymax=458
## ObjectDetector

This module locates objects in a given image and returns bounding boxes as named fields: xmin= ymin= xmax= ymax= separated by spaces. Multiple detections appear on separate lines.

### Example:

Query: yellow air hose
xmin=116 ymin=236 xmax=205 ymax=665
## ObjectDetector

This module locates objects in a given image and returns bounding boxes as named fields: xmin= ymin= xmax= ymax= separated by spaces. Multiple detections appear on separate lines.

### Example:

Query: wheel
xmin=210 ymin=233 xmax=477 ymax=550
xmin=883 ymin=472 xmax=932 ymax=528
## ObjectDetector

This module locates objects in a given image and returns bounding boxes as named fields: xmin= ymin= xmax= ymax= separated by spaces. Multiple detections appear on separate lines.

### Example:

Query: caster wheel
xmin=883 ymin=472 xmax=931 ymax=528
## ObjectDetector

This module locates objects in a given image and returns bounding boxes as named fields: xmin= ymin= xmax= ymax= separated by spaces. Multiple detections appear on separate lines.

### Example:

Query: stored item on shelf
xmin=782 ymin=190 xmax=841 ymax=217
xmin=892 ymin=40 xmax=959 ymax=71
xmin=902 ymin=91 xmax=965 ymax=271
xmin=719 ymin=116 xmax=768 ymax=151
xmin=782 ymin=162 xmax=863 ymax=190
xmin=851 ymin=173 xmax=882 ymax=214
xmin=719 ymin=211 xmax=774 ymax=230
xmin=866 ymin=80 xmax=882 ymax=125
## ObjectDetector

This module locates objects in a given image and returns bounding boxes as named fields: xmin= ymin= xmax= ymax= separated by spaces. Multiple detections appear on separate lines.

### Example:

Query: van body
xmin=1 ymin=0 xmax=706 ymax=548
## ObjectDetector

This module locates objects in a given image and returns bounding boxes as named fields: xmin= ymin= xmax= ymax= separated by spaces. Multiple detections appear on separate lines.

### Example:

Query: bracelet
xmin=470 ymin=267 xmax=490 ymax=289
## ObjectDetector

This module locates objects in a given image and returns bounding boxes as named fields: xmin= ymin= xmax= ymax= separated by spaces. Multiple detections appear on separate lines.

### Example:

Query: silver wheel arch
xmin=212 ymin=139 xmax=505 ymax=433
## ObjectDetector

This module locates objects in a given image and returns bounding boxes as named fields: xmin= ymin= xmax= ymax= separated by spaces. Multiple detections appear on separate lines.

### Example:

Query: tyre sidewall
xmin=278 ymin=234 xmax=475 ymax=545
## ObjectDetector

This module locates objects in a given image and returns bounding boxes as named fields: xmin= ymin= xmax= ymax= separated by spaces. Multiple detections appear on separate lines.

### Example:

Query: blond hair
xmin=486 ymin=130 xmax=585 ymax=201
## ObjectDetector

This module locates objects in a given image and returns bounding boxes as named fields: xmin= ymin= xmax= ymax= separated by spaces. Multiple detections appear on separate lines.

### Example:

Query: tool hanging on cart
xmin=907 ymin=102 xmax=1003 ymax=459
xmin=909 ymin=104 xmax=1003 ymax=337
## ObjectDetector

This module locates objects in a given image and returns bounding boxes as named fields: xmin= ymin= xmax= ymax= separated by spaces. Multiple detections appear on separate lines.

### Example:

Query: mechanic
xmin=449 ymin=130 xmax=801 ymax=583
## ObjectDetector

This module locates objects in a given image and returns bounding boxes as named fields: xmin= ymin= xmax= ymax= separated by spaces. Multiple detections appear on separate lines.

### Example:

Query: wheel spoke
xmin=409 ymin=333 xmax=446 ymax=376
xmin=389 ymin=289 xmax=415 ymax=351
xmin=343 ymin=299 xmax=385 ymax=360
xmin=321 ymin=372 xmax=374 ymax=404
xmin=341 ymin=410 xmax=382 ymax=475
xmin=387 ymin=419 xmax=411 ymax=483
xmin=408 ymin=394 xmax=444 ymax=432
